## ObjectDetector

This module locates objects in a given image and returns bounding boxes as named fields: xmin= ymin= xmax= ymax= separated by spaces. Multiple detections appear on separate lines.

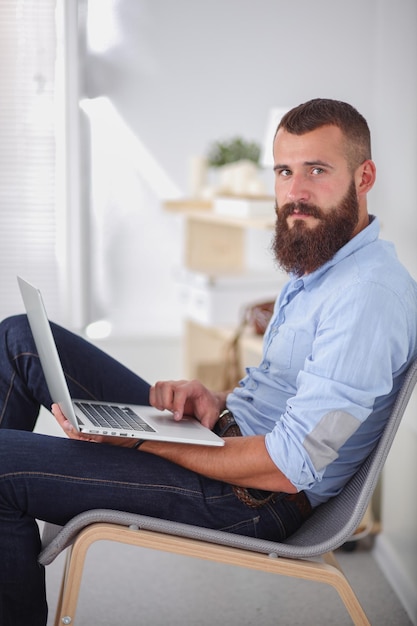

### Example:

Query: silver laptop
xmin=18 ymin=276 xmax=224 ymax=446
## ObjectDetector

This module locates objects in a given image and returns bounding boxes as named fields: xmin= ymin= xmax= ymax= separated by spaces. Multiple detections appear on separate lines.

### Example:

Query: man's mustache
xmin=277 ymin=202 xmax=323 ymax=220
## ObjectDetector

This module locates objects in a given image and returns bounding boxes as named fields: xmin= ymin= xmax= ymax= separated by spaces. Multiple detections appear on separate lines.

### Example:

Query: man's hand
xmin=51 ymin=404 xmax=135 ymax=448
xmin=149 ymin=379 xmax=228 ymax=429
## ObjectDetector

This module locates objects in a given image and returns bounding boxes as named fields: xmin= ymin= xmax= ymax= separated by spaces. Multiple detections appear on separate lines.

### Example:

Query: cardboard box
xmin=176 ymin=268 xmax=282 ymax=327
xmin=213 ymin=196 xmax=275 ymax=218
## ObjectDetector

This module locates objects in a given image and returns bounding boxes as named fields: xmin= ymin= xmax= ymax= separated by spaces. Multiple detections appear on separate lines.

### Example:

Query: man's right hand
xmin=149 ymin=379 xmax=228 ymax=429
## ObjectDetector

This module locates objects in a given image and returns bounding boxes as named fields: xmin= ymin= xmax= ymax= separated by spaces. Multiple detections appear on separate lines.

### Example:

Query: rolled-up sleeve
xmin=264 ymin=277 xmax=414 ymax=495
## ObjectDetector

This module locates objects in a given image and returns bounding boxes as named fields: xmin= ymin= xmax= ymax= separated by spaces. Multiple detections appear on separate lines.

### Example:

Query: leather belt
xmin=215 ymin=409 xmax=312 ymax=516
xmin=216 ymin=409 xmax=242 ymax=437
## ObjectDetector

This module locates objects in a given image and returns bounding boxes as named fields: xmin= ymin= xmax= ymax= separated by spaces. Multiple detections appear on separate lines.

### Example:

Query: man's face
xmin=272 ymin=125 xmax=360 ymax=275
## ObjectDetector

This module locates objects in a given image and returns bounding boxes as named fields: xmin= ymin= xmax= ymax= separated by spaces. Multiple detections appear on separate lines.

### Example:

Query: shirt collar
xmin=289 ymin=215 xmax=380 ymax=290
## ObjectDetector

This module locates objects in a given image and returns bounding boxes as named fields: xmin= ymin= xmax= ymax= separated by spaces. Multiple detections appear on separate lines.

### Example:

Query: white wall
xmin=80 ymin=0 xmax=382 ymax=337
xmin=370 ymin=1 xmax=417 ymax=622
xmin=78 ymin=0 xmax=417 ymax=620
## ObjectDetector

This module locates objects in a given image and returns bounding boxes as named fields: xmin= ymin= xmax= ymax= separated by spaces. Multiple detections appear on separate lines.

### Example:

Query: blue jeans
xmin=0 ymin=315 xmax=309 ymax=625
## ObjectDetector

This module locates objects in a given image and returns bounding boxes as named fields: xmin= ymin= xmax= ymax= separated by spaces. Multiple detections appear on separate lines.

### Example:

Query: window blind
xmin=0 ymin=0 xmax=61 ymax=320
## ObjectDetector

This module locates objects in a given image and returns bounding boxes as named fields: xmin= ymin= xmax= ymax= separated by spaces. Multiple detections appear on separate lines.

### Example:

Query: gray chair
xmin=39 ymin=358 xmax=417 ymax=626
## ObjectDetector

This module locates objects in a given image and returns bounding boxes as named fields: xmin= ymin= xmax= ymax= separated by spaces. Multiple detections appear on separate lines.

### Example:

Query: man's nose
xmin=286 ymin=174 xmax=310 ymax=203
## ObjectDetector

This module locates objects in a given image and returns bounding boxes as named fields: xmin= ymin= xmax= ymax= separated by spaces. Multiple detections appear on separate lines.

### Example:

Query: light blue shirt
xmin=227 ymin=217 xmax=417 ymax=507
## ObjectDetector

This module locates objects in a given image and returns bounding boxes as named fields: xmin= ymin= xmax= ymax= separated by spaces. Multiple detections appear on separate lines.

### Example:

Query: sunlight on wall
xmin=86 ymin=0 xmax=122 ymax=54
xmin=79 ymin=95 xmax=183 ymax=337
xmin=80 ymin=97 xmax=181 ymax=200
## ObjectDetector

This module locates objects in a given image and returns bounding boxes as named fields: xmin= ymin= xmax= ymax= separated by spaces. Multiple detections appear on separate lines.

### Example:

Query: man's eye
xmin=278 ymin=168 xmax=291 ymax=177
xmin=312 ymin=167 xmax=324 ymax=175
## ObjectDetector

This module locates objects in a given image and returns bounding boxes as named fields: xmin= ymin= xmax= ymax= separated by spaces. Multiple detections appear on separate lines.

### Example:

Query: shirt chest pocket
xmin=263 ymin=325 xmax=315 ymax=374
xmin=263 ymin=326 xmax=296 ymax=371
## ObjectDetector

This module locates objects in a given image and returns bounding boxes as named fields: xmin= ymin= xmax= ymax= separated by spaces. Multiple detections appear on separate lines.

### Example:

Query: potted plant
xmin=206 ymin=137 xmax=265 ymax=197
xmin=206 ymin=137 xmax=261 ymax=168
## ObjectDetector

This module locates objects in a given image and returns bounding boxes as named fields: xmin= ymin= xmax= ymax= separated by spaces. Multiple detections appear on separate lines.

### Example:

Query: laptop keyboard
xmin=74 ymin=402 xmax=156 ymax=432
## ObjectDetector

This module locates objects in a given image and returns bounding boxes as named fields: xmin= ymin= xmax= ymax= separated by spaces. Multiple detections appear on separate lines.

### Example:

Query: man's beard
xmin=272 ymin=180 xmax=359 ymax=276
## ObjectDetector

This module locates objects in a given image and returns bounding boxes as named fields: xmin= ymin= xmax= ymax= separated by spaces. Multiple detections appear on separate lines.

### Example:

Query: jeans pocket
xmin=221 ymin=514 xmax=261 ymax=537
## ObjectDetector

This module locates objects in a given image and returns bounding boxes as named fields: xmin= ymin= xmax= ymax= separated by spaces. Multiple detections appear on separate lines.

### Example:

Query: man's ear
xmin=356 ymin=160 xmax=376 ymax=196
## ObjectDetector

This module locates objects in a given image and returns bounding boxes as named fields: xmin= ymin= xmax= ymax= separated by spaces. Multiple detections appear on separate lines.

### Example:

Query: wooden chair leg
xmin=53 ymin=523 xmax=371 ymax=626
xmin=53 ymin=548 xmax=73 ymax=626
xmin=53 ymin=537 xmax=92 ymax=625
xmin=322 ymin=551 xmax=371 ymax=625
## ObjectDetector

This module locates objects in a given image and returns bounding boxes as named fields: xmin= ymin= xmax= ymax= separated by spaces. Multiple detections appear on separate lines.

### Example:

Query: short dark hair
xmin=278 ymin=98 xmax=372 ymax=169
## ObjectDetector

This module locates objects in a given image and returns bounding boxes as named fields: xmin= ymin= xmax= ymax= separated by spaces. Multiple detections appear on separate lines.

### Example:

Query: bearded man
xmin=0 ymin=98 xmax=416 ymax=625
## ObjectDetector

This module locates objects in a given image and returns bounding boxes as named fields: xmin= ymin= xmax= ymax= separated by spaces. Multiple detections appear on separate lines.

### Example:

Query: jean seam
xmin=0 ymin=471 xmax=206 ymax=498
xmin=64 ymin=373 xmax=100 ymax=401
xmin=0 ymin=370 xmax=15 ymax=425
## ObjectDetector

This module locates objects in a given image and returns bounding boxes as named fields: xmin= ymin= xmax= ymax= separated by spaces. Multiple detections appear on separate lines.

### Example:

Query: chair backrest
xmin=278 ymin=356 xmax=417 ymax=556
xmin=39 ymin=358 xmax=417 ymax=567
